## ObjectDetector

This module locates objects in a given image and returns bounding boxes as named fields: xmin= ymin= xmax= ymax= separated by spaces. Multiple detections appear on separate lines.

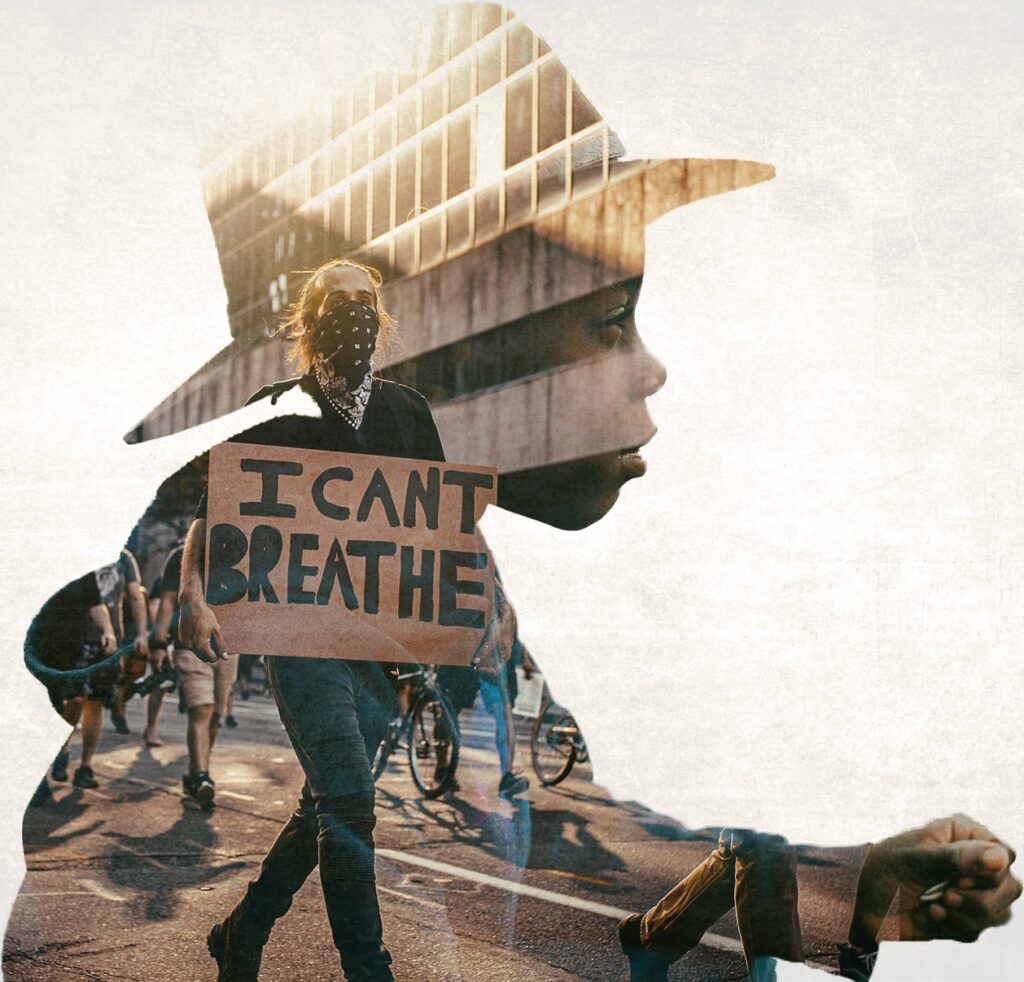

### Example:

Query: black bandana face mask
xmin=313 ymin=300 xmax=379 ymax=384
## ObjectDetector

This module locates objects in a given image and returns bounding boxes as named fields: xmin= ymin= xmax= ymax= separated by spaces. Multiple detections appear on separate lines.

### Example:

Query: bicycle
xmin=529 ymin=695 xmax=589 ymax=786
xmin=372 ymin=666 xmax=460 ymax=799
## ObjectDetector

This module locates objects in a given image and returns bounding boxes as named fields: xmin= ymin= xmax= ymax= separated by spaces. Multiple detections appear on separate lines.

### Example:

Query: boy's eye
xmin=591 ymin=304 xmax=634 ymax=347
xmin=604 ymin=305 xmax=628 ymax=322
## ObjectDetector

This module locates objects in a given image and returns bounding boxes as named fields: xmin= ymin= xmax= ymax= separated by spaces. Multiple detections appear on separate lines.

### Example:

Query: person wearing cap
xmin=178 ymin=258 xmax=444 ymax=982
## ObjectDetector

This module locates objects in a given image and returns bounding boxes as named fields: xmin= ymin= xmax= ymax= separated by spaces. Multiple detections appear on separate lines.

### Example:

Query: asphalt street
xmin=3 ymin=687 xmax=861 ymax=980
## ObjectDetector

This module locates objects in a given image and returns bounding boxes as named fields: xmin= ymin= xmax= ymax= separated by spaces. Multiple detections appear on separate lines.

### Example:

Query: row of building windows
xmin=418 ymin=3 xmax=505 ymax=76
xmin=211 ymin=56 xmax=600 ymax=268
xmin=203 ymin=5 xmax=520 ymax=220
xmin=222 ymin=132 xmax=616 ymax=338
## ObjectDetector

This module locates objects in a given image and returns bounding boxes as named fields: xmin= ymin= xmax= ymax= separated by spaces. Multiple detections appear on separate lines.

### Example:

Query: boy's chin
xmin=497 ymin=451 xmax=643 ymax=530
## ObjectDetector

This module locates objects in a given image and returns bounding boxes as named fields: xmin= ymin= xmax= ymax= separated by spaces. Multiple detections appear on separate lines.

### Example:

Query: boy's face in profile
xmin=498 ymin=273 xmax=666 ymax=530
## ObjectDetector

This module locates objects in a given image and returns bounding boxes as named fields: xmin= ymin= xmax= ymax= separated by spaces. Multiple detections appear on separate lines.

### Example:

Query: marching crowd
xmin=27 ymin=543 xmax=533 ymax=813
xmin=28 ymin=544 xmax=246 ymax=809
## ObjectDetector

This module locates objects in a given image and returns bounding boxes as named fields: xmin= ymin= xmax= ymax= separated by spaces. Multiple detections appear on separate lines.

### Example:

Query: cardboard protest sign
xmin=204 ymin=442 xmax=497 ymax=665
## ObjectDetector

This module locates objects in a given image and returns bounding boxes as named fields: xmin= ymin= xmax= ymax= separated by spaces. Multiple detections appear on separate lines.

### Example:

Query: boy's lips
xmin=618 ymin=448 xmax=647 ymax=480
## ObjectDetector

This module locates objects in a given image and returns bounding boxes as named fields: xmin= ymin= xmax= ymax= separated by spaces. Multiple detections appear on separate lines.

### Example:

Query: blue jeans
xmin=238 ymin=657 xmax=397 ymax=981
xmin=478 ymin=671 xmax=513 ymax=775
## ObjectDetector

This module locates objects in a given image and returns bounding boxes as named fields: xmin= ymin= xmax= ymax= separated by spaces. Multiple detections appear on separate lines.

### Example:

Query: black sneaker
xmin=618 ymin=914 xmax=670 ymax=982
xmin=73 ymin=765 xmax=99 ymax=789
xmin=51 ymin=749 xmax=70 ymax=783
xmin=208 ymin=907 xmax=269 ymax=981
xmin=132 ymin=667 xmax=178 ymax=699
xmin=838 ymin=943 xmax=878 ymax=981
xmin=498 ymin=771 xmax=529 ymax=798
xmin=110 ymin=710 xmax=130 ymax=735
xmin=224 ymin=715 xmax=238 ymax=728
xmin=432 ymin=762 xmax=458 ymax=790
xmin=192 ymin=771 xmax=216 ymax=811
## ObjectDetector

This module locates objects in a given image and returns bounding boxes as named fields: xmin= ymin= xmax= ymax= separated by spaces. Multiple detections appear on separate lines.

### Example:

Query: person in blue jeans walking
xmin=438 ymin=658 xmax=529 ymax=798
xmin=178 ymin=258 xmax=445 ymax=982
xmin=479 ymin=662 xmax=529 ymax=798
xmin=437 ymin=580 xmax=533 ymax=799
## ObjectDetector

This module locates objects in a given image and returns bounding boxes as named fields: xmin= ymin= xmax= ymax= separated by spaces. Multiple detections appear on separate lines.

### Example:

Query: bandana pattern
xmin=310 ymin=299 xmax=380 ymax=428
xmin=313 ymin=359 xmax=375 ymax=429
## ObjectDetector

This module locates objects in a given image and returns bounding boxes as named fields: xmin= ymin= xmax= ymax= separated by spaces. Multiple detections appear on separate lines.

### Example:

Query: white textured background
xmin=1 ymin=2 xmax=1021 ymax=979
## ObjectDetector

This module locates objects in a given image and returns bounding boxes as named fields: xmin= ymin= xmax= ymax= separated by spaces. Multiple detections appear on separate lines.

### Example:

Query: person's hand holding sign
xmin=179 ymin=597 xmax=227 ymax=664
xmin=178 ymin=518 xmax=229 ymax=663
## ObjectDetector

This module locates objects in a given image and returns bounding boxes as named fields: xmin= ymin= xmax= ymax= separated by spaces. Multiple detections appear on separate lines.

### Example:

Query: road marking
xmin=542 ymin=868 xmax=617 ymax=888
xmin=379 ymin=849 xmax=832 ymax=961
xmin=219 ymin=790 xmax=256 ymax=802
xmin=77 ymin=736 xmax=828 ymax=970
xmin=377 ymin=884 xmax=445 ymax=910
xmin=20 ymin=879 xmax=126 ymax=903
xmin=21 ymin=892 xmax=94 ymax=899
xmin=378 ymin=849 xmax=838 ymax=971
xmin=108 ymin=842 xmax=167 ymax=869
xmin=180 ymin=838 xmax=238 ymax=858
xmin=82 ymin=789 xmax=118 ymax=801
xmin=78 ymin=879 xmax=127 ymax=902
xmin=377 ymin=849 xmax=636 ymax=922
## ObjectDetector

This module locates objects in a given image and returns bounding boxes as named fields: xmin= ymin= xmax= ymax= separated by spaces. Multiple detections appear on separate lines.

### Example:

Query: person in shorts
xmin=27 ymin=550 xmax=146 ymax=793
xmin=97 ymin=550 xmax=150 ymax=736
xmin=154 ymin=544 xmax=237 ymax=809
xmin=134 ymin=575 xmax=174 ymax=747
xmin=112 ymin=583 xmax=158 ymax=737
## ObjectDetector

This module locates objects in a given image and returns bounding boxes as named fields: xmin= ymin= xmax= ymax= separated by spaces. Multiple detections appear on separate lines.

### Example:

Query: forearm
xmin=179 ymin=519 xmax=207 ymax=606
xmin=127 ymin=584 xmax=148 ymax=640
xmin=87 ymin=602 xmax=116 ymax=653
xmin=152 ymin=593 xmax=175 ymax=641
xmin=177 ymin=519 xmax=227 ymax=662
xmin=88 ymin=603 xmax=112 ymax=634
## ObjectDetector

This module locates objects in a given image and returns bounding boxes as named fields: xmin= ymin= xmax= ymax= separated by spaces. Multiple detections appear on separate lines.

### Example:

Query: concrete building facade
xmin=128 ymin=2 xmax=771 ymax=527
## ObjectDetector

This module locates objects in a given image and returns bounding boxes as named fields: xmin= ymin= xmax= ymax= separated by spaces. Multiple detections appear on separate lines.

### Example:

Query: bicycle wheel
xmin=574 ymin=735 xmax=590 ymax=765
xmin=530 ymin=701 xmax=578 ymax=786
xmin=372 ymin=715 xmax=405 ymax=781
xmin=407 ymin=687 xmax=460 ymax=799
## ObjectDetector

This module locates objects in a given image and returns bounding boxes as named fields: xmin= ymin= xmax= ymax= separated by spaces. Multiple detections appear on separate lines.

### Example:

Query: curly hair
xmin=281 ymin=258 xmax=398 ymax=372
